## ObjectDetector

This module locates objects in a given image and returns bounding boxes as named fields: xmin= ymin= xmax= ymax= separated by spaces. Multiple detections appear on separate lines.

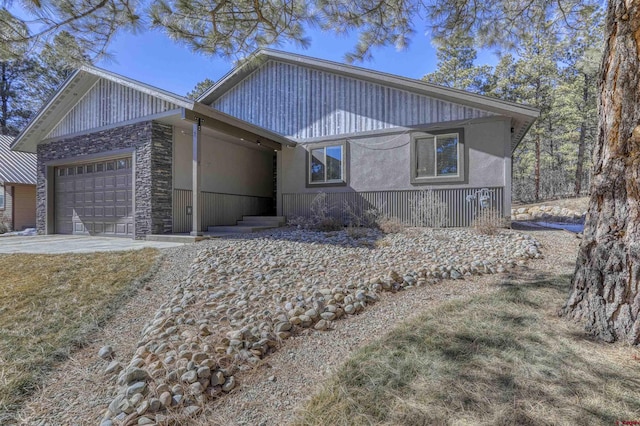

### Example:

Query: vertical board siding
xmin=48 ymin=79 xmax=179 ymax=139
xmin=173 ymin=189 xmax=273 ymax=233
xmin=212 ymin=60 xmax=494 ymax=139
xmin=282 ymin=187 xmax=504 ymax=228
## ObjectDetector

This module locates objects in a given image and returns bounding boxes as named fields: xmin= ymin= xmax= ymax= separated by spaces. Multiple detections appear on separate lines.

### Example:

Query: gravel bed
xmin=13 ymin=226 xmax=563 ymax=426
xmin=97 ymin=227 xmax=540 ymax=425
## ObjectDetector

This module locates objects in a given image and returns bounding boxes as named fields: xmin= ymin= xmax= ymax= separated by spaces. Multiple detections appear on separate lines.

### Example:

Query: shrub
xmin=472 ymin=208 xmax=507 ymax=235
xmin=316 ymin=217 xmax=343 ymax=232
xmin=287 ymin=193 xmax=344 ymax=232
xmin=410 ymin=189 xmax=449 ymax=227
xmin=377 ymin=216 xmax=404 ymax=234
xmin=346 ymin=226 xmax=370 ymax=239
xmin=0 ymin=212 xmax=11 ymax=234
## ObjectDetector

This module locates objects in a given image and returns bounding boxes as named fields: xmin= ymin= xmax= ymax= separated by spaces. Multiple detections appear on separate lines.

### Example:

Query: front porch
xmin=157 ymin=104 xmax=295 ymax=238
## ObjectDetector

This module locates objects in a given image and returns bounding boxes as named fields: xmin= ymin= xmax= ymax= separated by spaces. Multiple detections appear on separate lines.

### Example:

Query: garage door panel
xmin=104 ymin=176 xmax=116 ymax=188
xmin=115 ymin=206 xmax=127 ymax=217
xmin=55 ymin=157 xmax=133 ymax=237
xmin=115 ymin=175 xmax=128 ymax=186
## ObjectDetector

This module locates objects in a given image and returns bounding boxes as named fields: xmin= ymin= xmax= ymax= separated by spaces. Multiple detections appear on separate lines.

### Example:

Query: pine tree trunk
xmin=574 ymin=124 xmax=587 ymax=196
xmin=1 ymin=62 xmax=8 ymax=136
xmin=535 ymin=134 xmax=541 ymax=201
xmin=561 ymin=0 xmax=640 ymax=344
xmin=574 ymin=73 xmax=590 ymax=197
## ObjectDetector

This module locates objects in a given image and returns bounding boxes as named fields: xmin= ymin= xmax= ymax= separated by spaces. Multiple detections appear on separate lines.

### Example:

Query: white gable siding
xmin=48 ymin=79 xmax=179 ymax=139
xmin=212 ymin=60 xmax=494 ymax=139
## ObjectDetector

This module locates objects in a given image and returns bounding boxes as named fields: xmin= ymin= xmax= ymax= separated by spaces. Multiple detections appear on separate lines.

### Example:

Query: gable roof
xmin=12 ymin=65 xmax=295 ymax=153
xmin=0 ymin=135 xmax=36 ymax=185
xmin=198 ymin=49 xmax=539 ymax=150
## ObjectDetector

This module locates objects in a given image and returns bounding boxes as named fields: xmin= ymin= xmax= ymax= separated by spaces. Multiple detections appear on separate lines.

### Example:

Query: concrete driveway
xmin=0 ymin=235 xmax=186 ymax=254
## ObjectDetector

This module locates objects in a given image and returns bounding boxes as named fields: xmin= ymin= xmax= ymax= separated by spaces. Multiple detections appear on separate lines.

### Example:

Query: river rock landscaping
xmin=100 ymin=227 xmax=541 ymax=425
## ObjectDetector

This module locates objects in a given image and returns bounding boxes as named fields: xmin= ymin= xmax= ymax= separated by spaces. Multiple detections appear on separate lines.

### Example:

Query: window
xmin=309 ymin=144 xmax=346 ymax=185
xmin=106 ymin=161 xmax=115 ymax=171
xmin=76 ymin=166 xmax=84 ymax=175
xmin=97 ymin=163 xmax=104 ymax=172
xmin=58 ymin=168 xmax=65 ymax=177
xmin=86 ymin=164 xmax=94 ymax=173
xmin=0 ymin=185 xmax=4 ymax=209
xmin=411 ymin=130 xmax=465 ymax=184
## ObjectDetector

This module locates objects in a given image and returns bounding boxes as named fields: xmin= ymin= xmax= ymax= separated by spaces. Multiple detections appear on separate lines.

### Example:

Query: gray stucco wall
xmin=280 ymin=117 xmax=510 ymax=194
xmin=36 ymin=121 xmax=173 ymax=238
xmin=173 ymin=127 xmax=274 ymax=197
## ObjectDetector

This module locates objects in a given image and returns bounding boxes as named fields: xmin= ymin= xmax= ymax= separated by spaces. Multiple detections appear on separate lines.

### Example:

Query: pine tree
xmin=186 ymin=78 xmax=216 ymax=100
xmin=422 ymin=31 xmax=494 ymax=93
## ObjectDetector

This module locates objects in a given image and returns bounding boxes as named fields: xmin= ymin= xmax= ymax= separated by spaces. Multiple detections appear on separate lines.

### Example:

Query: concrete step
xmin=240 ymin=216 xmax=286 ymax=225
xmin=207 ymin=225 xmax=276 ymax=233
xmin=145 ymin=234 xmax=211 ymax=243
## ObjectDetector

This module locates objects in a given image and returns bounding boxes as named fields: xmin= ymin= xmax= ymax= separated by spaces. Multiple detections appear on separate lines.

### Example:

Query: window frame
xmin=0 ymin=185 xmax=4 ymax=210
xmin=306 ymin=141 xmax=348 ymax=187
xmin=410 ymin=128 xmax=466 ymax=185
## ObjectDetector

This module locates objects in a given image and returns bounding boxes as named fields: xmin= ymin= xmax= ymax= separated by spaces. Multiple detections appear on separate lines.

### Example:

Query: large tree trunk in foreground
xmin=562 ymin=0 xmax=640 ymax=344
xmin=574 ymin=75 xmax=589 ymax=197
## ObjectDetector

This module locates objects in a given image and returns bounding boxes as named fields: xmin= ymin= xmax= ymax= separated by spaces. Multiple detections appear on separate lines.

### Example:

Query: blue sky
xmin=97 ymin=24 xmax=499 ymax=97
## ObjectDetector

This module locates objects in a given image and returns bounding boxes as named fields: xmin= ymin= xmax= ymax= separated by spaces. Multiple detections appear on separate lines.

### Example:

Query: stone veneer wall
xmin=36 ymin=121 xmax=173 ymax=239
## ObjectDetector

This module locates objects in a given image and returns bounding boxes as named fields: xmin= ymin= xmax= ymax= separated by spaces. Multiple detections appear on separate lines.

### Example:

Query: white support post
xmin=191 ymin=118 xmax=203 ymax=236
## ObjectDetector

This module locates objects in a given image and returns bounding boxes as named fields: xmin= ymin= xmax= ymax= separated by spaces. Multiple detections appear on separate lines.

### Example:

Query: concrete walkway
xmin=0 ymin=235 xmax=187 ymax=254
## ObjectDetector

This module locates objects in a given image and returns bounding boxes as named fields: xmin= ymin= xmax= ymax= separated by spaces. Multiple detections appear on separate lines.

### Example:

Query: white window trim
xmin=0 ymin=185 xmax=5 ymax=210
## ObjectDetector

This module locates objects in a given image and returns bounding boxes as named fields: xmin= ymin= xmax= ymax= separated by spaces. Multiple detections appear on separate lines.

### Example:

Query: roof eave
xmin=12 ymin=66 xmax=195 ymax=154
xmin=190 ymin=102 xmax=296 ymax=147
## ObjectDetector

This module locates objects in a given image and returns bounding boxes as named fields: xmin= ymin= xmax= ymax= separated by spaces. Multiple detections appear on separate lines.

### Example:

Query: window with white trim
xmin=411 ymin=130 xmax=465 ymax=184
xmin=0 ymin=185 xmax=4 ymax=209
xmin=309 ymin=144 xmax=345 ymax=185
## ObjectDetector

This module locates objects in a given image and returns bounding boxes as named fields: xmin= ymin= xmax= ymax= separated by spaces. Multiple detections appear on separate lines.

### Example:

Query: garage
xmin=55 ymin=157 xmax=133 ymax=236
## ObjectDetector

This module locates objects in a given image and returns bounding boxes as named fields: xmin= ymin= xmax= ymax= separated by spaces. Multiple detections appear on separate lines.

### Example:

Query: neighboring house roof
xmin=198 ymin=49 xmax=540 ymax=151
xmin=12 ymin=65 xmax=296 ymax=153
xmin=0 ymin=135 xmax=36 ymax=185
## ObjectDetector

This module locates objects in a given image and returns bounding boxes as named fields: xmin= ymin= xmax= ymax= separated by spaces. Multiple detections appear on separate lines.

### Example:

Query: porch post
xmin=276 ymin=151 xmax=283 ymax=216
xmin=191 ymin=118 xmax=203 ymax=236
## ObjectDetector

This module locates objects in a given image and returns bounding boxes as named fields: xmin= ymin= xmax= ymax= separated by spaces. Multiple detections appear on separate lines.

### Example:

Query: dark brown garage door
xmin=55 ymin=157 xmax=133 ymax=237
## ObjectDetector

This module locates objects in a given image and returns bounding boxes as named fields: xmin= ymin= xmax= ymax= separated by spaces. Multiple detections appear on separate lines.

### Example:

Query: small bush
xmin=377 ymin=217 xmax=404 ymax=234
xmin=287 ymin=193 xmax=344 ymax=232
xmin=0 ymin=212 xmax=11 ymax=234
xmin=316 ymin=217 xmax=343 ymax=232
xmin=472 ymin=208 xmax=507 ymax=235
xmin=410 ymin=190 xmax=449 ymax=228
xmin=346 ymin=226 xmax=370 ymax=239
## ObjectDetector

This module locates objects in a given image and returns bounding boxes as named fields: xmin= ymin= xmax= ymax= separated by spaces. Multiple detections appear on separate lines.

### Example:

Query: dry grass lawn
xmin=0 ymin=249 xmax=160 ymax=419
xmin=295 ymin=273 xmax=640 ymax=425
xmin=513 ymin=196 xmax=590 ymax=212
